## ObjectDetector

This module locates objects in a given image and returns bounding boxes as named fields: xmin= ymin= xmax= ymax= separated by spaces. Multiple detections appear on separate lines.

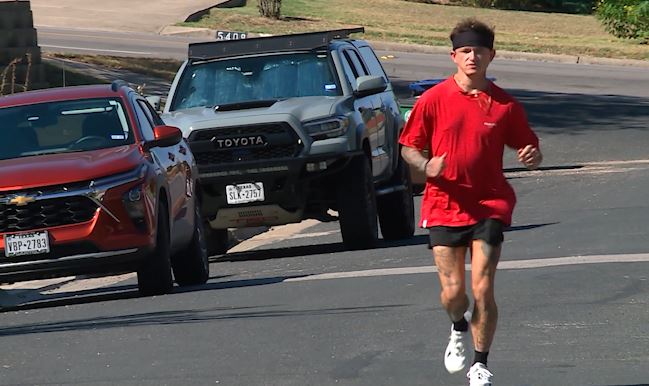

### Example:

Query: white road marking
xmin=41 ymin=44 xmax=153 ymax=55
xmin=285 ymin=253 xmax=649 ymax=282
xmin=43 ymin=273 xmax=135 ymax=294
xmin=228 ymin=219 xmax=322 ymax=253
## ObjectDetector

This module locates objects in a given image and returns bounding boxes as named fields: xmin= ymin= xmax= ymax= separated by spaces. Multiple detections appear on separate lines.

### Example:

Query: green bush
xmin=408 ymin=0 xmax=595 ymax=13
xmin=596 ymin=0 xmax=649 ymax=40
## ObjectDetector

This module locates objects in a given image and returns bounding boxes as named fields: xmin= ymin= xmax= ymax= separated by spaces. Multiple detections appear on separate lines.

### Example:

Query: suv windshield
xmin=171 ymin=51 xmax=341 ymax=111
xmin=0 ymin=97 xmax=133 ymax=161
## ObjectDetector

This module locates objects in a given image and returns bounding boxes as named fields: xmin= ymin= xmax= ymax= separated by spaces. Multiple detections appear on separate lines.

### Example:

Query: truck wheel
xmin=204 ymin=222 xmax=229 ymax=256
xmin=137 ymin=205 xmax=174 ymax=296
xmin=336 ymin=155 xmax=378 ymax=250
xmin=377 ymin=155 xmax=415 ymax=240
xmin=171 ymin=205 xmax=209 ymax=286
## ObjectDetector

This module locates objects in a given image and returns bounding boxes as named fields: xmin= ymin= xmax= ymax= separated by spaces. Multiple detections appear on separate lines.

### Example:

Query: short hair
xmin=450 ymin=18 xmax=495 ymax=50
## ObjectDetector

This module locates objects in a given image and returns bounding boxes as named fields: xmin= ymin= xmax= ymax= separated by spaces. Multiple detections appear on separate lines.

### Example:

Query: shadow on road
xmin=217 ymin=235 xmax=431 ymax=263
xmin=0 ymin=284 xmax=141 ymax=313
xmin=507 ymin=222 xmax=559 ymax=232
xmin=217 ymin=222 xmax=554 ymax=262
xmin=0 ymin=303 xmax=410 ymax=336
xmin=0 ymin=274 xmax=233 ymax=312
xmin=508 ymin=89 xmax=649 ymax=135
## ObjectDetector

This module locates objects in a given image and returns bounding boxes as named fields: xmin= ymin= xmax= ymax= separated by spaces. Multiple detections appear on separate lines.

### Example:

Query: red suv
xmin=0 ymin=81 xmax=209 ymax=295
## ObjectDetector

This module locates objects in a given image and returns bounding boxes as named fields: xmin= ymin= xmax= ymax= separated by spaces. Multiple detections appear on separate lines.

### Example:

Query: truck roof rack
xmin=188 ymin=27 xmax=365 ymax=61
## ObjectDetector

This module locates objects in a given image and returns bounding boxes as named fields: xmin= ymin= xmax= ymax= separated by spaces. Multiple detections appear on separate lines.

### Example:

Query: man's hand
xmin=518 ymin=145 xmax=542 ymax=170
xmin=424 ymin=153 xmax=447 ymax=178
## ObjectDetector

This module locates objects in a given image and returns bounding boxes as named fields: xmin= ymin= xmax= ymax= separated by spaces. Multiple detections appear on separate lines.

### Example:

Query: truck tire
xmin=204 ymin=222 xmax=229 ymax=256
xmin=137 ymin=205 xmax=174 ymax=296
xmin=171 ymin=205 xmax=210 ymax=286
xmin=336 ymin=155 xmax=378 ymax=250
xmin=377 ymin=155 xmax=415 ymax=240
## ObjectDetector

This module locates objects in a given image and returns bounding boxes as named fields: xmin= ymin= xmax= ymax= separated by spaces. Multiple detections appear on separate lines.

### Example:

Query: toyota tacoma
xmin=162 ymin=28 xmax=415 ymax=253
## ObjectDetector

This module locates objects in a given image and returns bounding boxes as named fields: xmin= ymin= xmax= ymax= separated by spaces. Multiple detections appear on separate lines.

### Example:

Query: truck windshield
xmin=170 ymin=51 xmax=341 ymax=112
xmin=0 ymin=98 xmax=134 ymax=161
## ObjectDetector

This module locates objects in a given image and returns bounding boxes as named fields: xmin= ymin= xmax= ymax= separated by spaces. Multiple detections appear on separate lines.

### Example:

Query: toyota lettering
xmin=212 ymin=135 xmax=267 ymax=149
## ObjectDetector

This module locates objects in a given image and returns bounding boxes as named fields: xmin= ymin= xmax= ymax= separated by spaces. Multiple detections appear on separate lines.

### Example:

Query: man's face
xmin=451 ymin=46 xmax=495 ymax=76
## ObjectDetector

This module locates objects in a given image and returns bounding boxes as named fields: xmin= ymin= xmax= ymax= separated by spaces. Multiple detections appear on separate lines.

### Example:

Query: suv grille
xmin=0 ymin=196 xmax=98 ymax=233
xmin=189 ymin=123 xmax=303 ymax=165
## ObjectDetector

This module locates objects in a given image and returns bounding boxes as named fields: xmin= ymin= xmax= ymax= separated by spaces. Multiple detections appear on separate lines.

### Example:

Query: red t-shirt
xmin=399 ymin=77 xmax=539 ymax=227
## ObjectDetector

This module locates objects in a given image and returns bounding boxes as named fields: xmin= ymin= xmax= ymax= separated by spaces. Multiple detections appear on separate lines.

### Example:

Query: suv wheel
xmin=171 ymin=204 xmax=210 ymax=286
xmin=336 ymin=155 xmax=378 ymax=249
xmin=137 ymin=204 xmax=174 ymax=296
xmin=377 ymin=155 xmax=415 ymax=240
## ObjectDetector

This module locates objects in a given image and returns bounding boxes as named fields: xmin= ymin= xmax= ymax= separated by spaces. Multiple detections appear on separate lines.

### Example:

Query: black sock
xmin=473 ymin=350 xmax=489 ymax=366
xmin=452 ymin=316 xmax=468 ymax=332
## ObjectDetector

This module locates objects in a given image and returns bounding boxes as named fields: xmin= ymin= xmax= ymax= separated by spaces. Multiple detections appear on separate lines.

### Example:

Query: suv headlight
xmin=303 ymin=116 xmax=349 ymax=139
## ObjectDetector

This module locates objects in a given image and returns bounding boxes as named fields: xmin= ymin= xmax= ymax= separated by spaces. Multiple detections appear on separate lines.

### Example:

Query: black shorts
xmin=428 ymin=218 xmax=505 ymax=247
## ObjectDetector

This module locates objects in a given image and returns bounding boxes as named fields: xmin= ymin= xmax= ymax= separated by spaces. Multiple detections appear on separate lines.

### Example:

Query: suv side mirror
xmin=354 ymin=75 xmax=388 ymax=97
xmin=143 ymin=125 xmax=182 ymax=151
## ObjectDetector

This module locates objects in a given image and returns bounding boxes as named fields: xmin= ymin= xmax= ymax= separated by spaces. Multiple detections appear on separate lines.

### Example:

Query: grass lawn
xmin=182 ymin=0 xmax=649 ymax=61
xmin=44 ymin=53 xmax=182 ymax=83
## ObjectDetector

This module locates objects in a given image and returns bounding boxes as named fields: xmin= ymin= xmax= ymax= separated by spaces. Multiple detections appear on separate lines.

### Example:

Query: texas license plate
xmin=4 ymin=231 xmax=50 ymax=257
xmin=226 ymin=182 xmax=265 ymax=204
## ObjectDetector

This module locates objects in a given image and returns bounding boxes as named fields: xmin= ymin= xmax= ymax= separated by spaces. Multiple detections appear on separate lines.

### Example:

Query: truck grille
xmin=189 ymin=122 xmax=303 ymax=165
xmin=0 ymin=196 xmax=98 ymax=233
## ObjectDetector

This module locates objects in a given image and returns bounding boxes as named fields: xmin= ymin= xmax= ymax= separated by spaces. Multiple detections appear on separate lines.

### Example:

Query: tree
xmin=596 ymin=0 xmax=649 ymax=40
xmin=258 ymin=0 xmax=282 ymax=19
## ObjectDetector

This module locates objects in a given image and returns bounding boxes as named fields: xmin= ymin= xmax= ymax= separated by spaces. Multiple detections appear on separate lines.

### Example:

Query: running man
xmin=399 ymin=18 xmax=543 ymax=385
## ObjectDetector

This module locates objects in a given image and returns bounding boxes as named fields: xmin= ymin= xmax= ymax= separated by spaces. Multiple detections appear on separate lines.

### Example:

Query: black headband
xmin=451 ymin=30 xmax=494 ymax=50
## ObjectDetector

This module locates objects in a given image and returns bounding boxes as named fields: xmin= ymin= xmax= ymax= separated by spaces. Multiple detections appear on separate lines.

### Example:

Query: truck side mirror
xmin=354 ymin=75 xmax=388 ymax=97
xmin=146 ymin=96 xmax=162 ymax=112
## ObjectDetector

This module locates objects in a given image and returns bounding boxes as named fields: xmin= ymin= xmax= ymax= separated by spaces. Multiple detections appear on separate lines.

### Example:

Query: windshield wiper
xmin=214 ymin=99 xmax=280 ymax=112
xmin=20 ymin=149 xmax=85 ymax=157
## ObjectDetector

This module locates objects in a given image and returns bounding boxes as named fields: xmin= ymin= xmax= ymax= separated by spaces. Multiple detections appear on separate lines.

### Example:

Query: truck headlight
xmin=303 ymin=116 xmax=349 ymax=139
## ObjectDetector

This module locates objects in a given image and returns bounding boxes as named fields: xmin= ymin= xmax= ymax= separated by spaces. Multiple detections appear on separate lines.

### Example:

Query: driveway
xmin=29 ymin=0 xmax=229 ymax=33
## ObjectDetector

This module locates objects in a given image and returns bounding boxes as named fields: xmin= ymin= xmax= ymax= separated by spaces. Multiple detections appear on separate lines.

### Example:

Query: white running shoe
xmin=443 ymin=326 xmax=468 ymax=373
xmin=443 ymin=311 xmax=471 ymax=374
xmin=467 ymin=362 xmax=493 ymax=386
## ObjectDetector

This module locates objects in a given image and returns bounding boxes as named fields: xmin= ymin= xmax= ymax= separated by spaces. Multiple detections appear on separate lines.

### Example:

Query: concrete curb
xmin=159 ymin=25 xmax=649 ymax=68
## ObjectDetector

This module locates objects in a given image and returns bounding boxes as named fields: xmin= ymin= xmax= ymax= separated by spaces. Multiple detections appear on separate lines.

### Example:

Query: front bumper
xmin=198 ymin=151 xmax=361 ymax=228
xmin=0 ymin=246 xmax=150 ymax=282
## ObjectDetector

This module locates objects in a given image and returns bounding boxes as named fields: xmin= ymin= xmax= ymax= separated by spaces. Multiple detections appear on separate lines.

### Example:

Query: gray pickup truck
xmin=161 ymin=28 xmax=414 ymax=254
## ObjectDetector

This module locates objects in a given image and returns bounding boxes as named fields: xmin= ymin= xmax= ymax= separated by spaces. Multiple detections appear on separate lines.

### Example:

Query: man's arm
xmin=401 ymin=146 xmax=447 ymax=178
xmin=517 ymin=144 xmax=542 ymax=170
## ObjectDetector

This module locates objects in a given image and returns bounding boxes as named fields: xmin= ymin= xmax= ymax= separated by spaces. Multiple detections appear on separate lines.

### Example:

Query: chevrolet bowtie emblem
xmin=8 ymin=195 xmax=36 ymax=206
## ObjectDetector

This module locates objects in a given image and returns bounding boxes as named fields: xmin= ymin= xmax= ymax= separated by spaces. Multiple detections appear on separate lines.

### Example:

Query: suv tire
xmin=171 ymin=205 xmax=210 ymax=286
xmin=377 ymin=155 xmax=415 ymax=240
xmin=336 ymin=155 xmax=378 ymax=249
xmin=137 ymin=204 xmax=174 ymax=296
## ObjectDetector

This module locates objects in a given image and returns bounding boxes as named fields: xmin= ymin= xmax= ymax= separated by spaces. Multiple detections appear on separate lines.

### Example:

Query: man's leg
xmin=433 ymin=246 xmax=469 ymax=321
xmin=469 ymin=239 xmax=500 ymax=359
xmin=433 ymin=245 xmax=470 ymax=373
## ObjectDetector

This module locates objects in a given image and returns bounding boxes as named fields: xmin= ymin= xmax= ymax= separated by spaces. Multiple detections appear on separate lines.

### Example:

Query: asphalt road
xmin=2 ymin=22 xmax=649 ymax=386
